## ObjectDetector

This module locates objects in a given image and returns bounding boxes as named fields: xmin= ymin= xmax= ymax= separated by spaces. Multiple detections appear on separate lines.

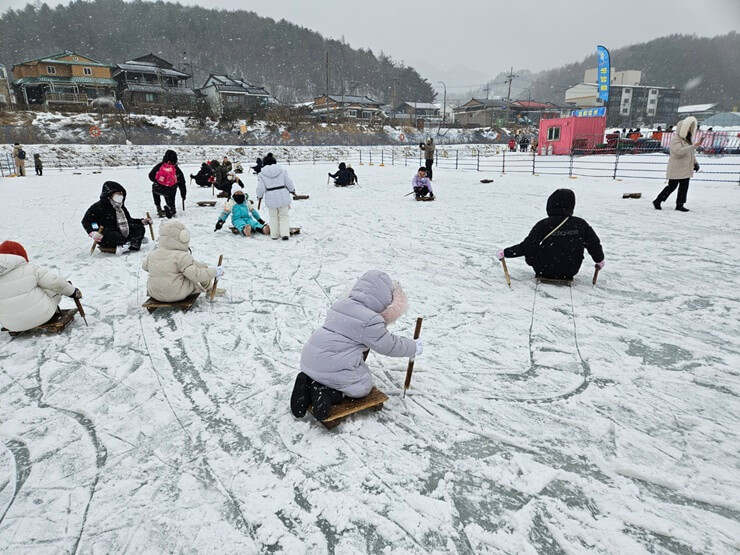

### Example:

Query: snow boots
xmin=310 ymin=383 xmax=344 ymax=421
xmin=290 ymin=372 xmax=314 ymax=418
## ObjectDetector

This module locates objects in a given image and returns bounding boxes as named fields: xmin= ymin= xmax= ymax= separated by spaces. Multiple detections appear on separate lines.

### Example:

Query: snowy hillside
xmin=0 ymin=160 xmax=738 ymax=553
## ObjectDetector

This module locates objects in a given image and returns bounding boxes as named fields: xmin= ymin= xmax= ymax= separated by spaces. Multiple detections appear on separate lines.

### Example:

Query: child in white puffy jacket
xmin=255 ymin=152 xmax=296 ymax=240
xmin=0 ymin=241 xmax=81 ymax=332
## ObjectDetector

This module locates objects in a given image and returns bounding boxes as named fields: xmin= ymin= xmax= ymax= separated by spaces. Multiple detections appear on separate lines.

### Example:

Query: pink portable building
xmin=538 ymin=115 xmax=606 ymax=155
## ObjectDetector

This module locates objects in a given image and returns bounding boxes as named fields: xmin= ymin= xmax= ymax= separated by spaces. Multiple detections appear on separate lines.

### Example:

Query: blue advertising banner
xmin=572 ymin=107 xmax=606 ymax=117
xmin=597 ymin=45 xmax=610 ymax=102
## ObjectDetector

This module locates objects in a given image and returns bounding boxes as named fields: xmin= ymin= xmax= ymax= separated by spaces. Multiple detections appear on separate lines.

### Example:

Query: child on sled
xmin=214 ymin=189 xmax=269 ymax=237
xmin=290 ymin=270 xmax=423 ymax=420
xmin=412 ymin=167 xmax=434 ymax=200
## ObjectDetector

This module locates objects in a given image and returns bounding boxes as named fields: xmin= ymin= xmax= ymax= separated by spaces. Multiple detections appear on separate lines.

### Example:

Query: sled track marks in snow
xmin=0 ymin=439 xmax=31 ymax=527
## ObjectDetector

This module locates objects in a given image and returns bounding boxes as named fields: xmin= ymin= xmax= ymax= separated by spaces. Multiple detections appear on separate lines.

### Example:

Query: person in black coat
xmin=191 ymin=162 xmax=214 ymax=187
xmin=148 ymin=149 xmax=186 ymax=218
xmin=251 ymin=157 xmax=263 ymax=175
xmin=496 ymin=189 xmax=605 ymax=280
xmin=81 ymin=181 xmax=150 ymax=252
xmin=328 ymin=162 xmax=352 ymax=186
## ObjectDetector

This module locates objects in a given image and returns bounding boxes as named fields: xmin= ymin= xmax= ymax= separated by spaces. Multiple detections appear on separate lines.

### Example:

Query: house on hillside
xmin=0 ymin=64 xmax=12 ymax=111
xmin=312 ymin=95 xmax=384 ymax=122
xmin=454 ymin=98 xmax=508 ymax=127
xmin=677 ymin=103 xmax=723 ymax=124
xmin=198 ymin=74 xmax=269 ymax=119
xmin=510 ymin=100 xmax=561 ymax=125
xmin=12 ymin=50 xmax=116 ymax=110
xmin=392 ymin=101 xmax=440 ymax=122
xmin=113 ymin=53 xmax=195 ymax=115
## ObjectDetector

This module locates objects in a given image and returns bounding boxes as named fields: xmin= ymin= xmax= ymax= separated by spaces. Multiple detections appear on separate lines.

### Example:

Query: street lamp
xmin=437 ymin=80 xmax=447 ymax=124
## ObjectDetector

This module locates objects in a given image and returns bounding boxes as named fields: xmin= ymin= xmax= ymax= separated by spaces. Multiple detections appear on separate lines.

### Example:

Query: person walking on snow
xmin=142 ymin=220 xmax=224 ymax=303
xmin=419 ymin=138 xmax=435 ymax=180
xmin=149 ymin=149 xmax=186 ymax=218
xmin=653 ymin=116 xmax=700 ymax=212
xmin=81 ymin=181 xmax=151 ymax=254
xmin=496 ymin=188 xmax=604 ymax=281
xmin=256 ymin=153 xmax=296 ymax=241
xmin=33 ymin=153 xmax=43 ymax=176
xmin=412 ymin=167 xmax=434 ymax=200
xmin=12 ymin=143 xmax=26 ymax=176
xmin=0 ymin=240 xmax=82 ymax=333
xmin=290 ymin=270 xmax=422 ymax=421
xmin=214 ymin=190 xmax=269 ymax=237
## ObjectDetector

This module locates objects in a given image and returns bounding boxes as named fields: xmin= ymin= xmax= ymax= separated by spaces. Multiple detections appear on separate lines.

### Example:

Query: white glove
xmin=141 ymin=217 xmax=153 ymax=225
xmin=414 ymin=339 xmax=424 ymax=357
xmin=89 ymin=231 xmax=103 ymax=242
xmin=215 ymin=266 xmax=225 ymax=279
xmin=496 ymin=249 xmax=505 ymax=261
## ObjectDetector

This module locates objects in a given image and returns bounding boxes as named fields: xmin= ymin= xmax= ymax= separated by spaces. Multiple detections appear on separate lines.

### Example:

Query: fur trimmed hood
xmin=676 ymin=117 xmax=698 ymax=141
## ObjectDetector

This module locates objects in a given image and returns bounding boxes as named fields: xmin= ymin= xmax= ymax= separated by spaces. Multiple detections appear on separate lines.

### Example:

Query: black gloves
xmin=69 ymin=288 xmax=82 ymax=299
xmin=214 ymin=220 xmax=224 ymax=231
xmin=258 ymin=219 xmax=266 ymax=225
xmin=694 ymin=162 xmax=700 ymax=172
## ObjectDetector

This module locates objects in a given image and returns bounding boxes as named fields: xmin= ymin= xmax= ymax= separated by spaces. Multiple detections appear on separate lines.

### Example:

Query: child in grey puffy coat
xmin=290 ymin=270 xmax=422 ymax=420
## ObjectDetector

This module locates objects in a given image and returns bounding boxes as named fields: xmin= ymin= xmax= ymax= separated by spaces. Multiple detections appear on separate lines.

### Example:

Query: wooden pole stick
xmin=500 ymin=258 xmax=512 ymax=288
xmin=592 ymin=264 xmax=600 ymax=286
xmin=257 ymin=198 xmax=262 ymax=210
xmin=182 ymin=197 xmax=185 ymax=211
xmin=210 ymin=254 xmax=223 ymax=301
xmin=73 ymin=297 xmax=88 ymax=326
xmin=145 ymin=212 xmax=155 ymax=240
xmin=404 ymin=191 xmax=415 ymax=197
xmin=403 ymin=317 xmax=423 ymax=398
xmin=90 ymin=226 xmax=103 ymax=255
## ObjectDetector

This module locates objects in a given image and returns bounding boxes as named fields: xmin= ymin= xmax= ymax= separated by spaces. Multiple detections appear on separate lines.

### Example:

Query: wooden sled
xmin=197 ymin=201 xmax=217 ymax=207
xmin=3 ymin=308 xmax=77 ymax=336
xmin=143 ymin=292 xmax=200 ymax=313
xmin=480 ymin=179 xmax=494 ymax=183
xmin=536 ymin=276 xmax=573 ymax=286
xmin=96 ymin=245 xmax=117 ymax=254
xmin=292 ymin=194 xmax=310 ymax=200
xmin=622 ymin=193 xmax=642 ymax=199
xmin=415 ymin=196 xmax=435 ymax=202
xmin=290 ymin=227 xmax=301 ymax=235
xmin=308 ymin=387 xmax=389 ymax=429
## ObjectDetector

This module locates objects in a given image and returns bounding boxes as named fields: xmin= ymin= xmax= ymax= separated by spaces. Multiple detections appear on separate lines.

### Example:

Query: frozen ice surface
xmin=0 ymin=155 xmax=739 ymax=554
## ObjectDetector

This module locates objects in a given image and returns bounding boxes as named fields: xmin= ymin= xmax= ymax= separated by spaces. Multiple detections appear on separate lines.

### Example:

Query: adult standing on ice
xmin=290 ymin=270 xmax=422 ymax=421
xmin=0 ymin=240 xmax=82 ymax=333
xmin=496 ymin=189 xmax=605 ymax=281
xmin=256 ymin=153 xmax=296 ymax=241
xmin=12 ymin=143 xmax=25 ymax=176
xmin=81 ymin=181 xmax=151 ymax=254
xmin=652 ymin=116 xmax=700 ymax=212
xmin=149 ymin=149 xmax=186 ymax=218
xmin=419 ymin=138 xmax=435 ymax=180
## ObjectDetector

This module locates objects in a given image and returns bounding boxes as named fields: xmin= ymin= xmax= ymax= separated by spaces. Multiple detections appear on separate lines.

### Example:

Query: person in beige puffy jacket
xmin=142 ymin=220 xmax=224 ymax=302
xmin=653 ymin=116 xmax=701 ymax=212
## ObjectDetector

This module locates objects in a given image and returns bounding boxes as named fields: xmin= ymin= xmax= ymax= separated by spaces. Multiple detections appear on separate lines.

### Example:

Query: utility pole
xmin=437 ymin=81 xmax=447 ymax=124
xmin=484 ymin=82 xmax=490 ymax=100
xmin=505 ymin=66 xmax=519 ymax=126
xmin=325 ymin=51 xmax=330 ymax=122
xmin=392 ymin=77 xmax=400 ymax=120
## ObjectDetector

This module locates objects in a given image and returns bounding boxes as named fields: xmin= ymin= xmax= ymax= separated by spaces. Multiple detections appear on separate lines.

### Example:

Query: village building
xmin=198 ymin=74 xmax=269 ymax=119
xmin=391 ymin=101 xmax=441 ymax=122
xmin=12 ymin=50 xmax=116 ymax=110
xmin=677 ymin=103 xmax=724 ymax=124
xmin=113 ymin=54 xmax=195 ymax=115
xmin=312 ymin=95 xmax=384 ymax=122
xmin=0 ymin=64 xmax=12 ymax=111
xmin=453 ymin=98 xmax=508 ymax=127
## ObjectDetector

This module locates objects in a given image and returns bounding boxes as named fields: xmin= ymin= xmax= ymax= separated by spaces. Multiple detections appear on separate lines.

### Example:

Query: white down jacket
xmin=256 ymin=164 xmax=295 ymax=209
xmin=142 ymin=220 xmax=216 ymax=302
xmin=300 ymin=270 xmax=417 ymax=398
xmin=0 ymin=254 xmax=75 ymax=332
xmin=666 ymin=116 xmax=698 ymax=180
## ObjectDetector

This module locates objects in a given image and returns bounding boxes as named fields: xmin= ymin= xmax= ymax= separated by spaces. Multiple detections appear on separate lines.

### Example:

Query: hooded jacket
xmin=149 ymin=149 xmax=186 ymax=198
xmin=256 ymin=163 xmax=295 ymax=209
xmin=0 ymin=252 xmax=75 ymax=332
xmin=193 ymin=163 xmax=214 ymax=186
xmin=142 ymin=221 xmax=216 ymax=302
xmin=12 ymin=144 xmax=24 ymax=162
xmin=420 ymin=139 xmax=435 ymax=160
xmin=329 ymin=162 xmax=352 ymax=186
xmin=666 ymin=117 xmax=698 ymax=180
xmin=81 ymin=181 xmax=139 ymax=235
xmin=503 ymin=189 xmax=604 ymax=280
xmin=300 ymin=270 xmax=416 ymax=398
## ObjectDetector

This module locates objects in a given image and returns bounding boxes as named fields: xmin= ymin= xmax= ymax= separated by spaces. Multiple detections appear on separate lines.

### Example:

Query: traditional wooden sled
xmin=142 ymin=292 xmax=200 ymax=313
xmin=536 ymin=276 xmax=573 ymax=286
xmin=622 ymin=192 xmax=642 ymax=199
xmin=197 ymin=201 xmax=217 ymax=207
xmin=2 ymin=308 xmax=77 ymax=336
xmin=292 ymin=194 xmax=310 ymax=200
xmin=308 ymin=387 xmax=389 ymax=429
xmin=231 ymin=226 xmax=300 ymax=236
xmin=480 ymin=179 xmax=494 ymax=183
xmin=96 ymin=245 xmax=117 ymax=254
xmin=415 ymin=196 xmax=435 ymax=202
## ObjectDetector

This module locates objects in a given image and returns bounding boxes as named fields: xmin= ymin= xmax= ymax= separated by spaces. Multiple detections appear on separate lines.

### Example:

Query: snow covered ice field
xmin=1 ymin=155 xmax=739 ymax=554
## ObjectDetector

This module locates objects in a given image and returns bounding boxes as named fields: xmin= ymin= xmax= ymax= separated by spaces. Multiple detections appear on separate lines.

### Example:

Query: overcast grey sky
xmin=1 ymin=0 xmax=738 ymax=87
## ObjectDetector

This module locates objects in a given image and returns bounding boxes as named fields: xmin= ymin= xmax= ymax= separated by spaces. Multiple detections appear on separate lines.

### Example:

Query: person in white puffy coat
xmin=142 ymin=220 xmax=223 ymax=302
xmin=0 ymin=241 xmax=81 ymax=332
xmin=255 ymin=152 xmax=296 ymax=240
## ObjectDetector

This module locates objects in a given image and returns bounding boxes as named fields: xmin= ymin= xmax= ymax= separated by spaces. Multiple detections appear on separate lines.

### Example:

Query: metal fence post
xmin=359 ymin=150 xmax=362 ymax=165
xmin=569 ymin=153 xmax=573 ymax=177
xmin=477 ymin=151 xmax=480 ymax=171
xmin=455 ymin=150 xmax=459 ymax=169
xmin=392 ymin=149 xmax=394 ymax=166
xmin=532 ymin=150 xmax=536 ymax=175
xmin=381 ymin=150 xmax=384 ymax=166
xmin=613 ymin=152 xmax=619 ymax=180
xmin=502 ymin=150 xmax=505 ymax=174
xmin=369 ymin=151 xmax=373 ymax=166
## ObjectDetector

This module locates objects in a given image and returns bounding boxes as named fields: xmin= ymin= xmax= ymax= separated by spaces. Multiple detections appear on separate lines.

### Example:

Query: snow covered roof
xmin=678 ymin=103 xmax=718 ymax=113
xmin=324 ymin=95 xmax=383 ymax=106
xmin=699 ymin=112 xmax=740 ymax=128
xmin=116 ymin=62 xmax=190 ymax=79
xmin=398 ymin=101 xmax=438 ymax=110
xmin=203 ymin=74 xmax=268 ymax=96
